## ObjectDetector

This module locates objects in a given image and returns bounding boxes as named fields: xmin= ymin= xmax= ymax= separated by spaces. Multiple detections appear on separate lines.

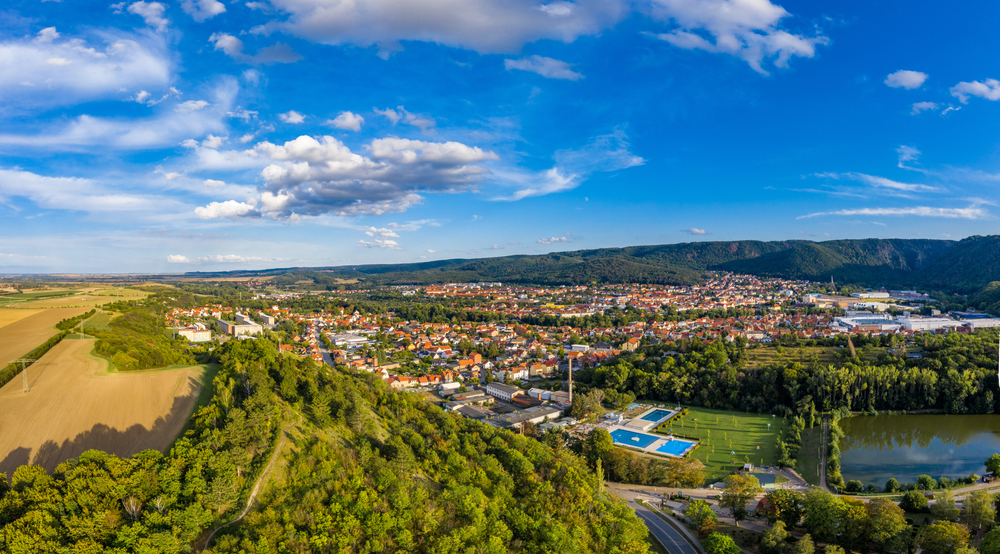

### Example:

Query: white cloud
xmin=683 ymin=227 xmax=707 ymax=235
xmin=896 ymin=145 xmax=921 ymax=168
xmin=0 ymin=29 xmax=171 ymax=110
xmin=176 ymin=100 xmax=209 ymax=113
xmin=951 ymin=79 xmax=1000 ymax=103
xmin=537 ymin=236 xmax=569 ymax=244
xmin=200 ymin=135 xmax=498 ymax=218
xmin=0 ymin=167 xmax=179 ymax=214
xmin=198 ymin=254 xmax=279 ymax=263
xmin=194 ymin=200 xmax=259 ymax=219
xmin=488 ymin=244 xmax=503 ymax=250
xmin=167 ymin=254 xmax=192 ymax=263
xmin=798 ymin=204 xmax=988 ymax=220
xmin=647 ymin=0 xmax=826 ymax=74
xmin=180 ymin=0 xmax=226 ymax=22
xmin=910 ymin=101 xmax=938 ymax=115
xmin=208 ymin=33 xmax=303 ymax=65
xmin=0 ymin=78 xmax=237 ymax=149
xmin=202 ymin=134 xmax=226 ymax=148
xmin=495 ymin=129 xmax=644 ymax=200
xmin=127 ymin=1 xmax=169 ymax=32
xmin=427 ymin=249 xmax=436 ymax=253
xmin=812 ymin=172 xmax=941 ymax=196
xmin=373 ymin=106 xmax=435 ymax=133
xmin=255 ymin=0 xmax=629 ymax=55
xmin=279 ymin=110 xmax=306 ymax=123
xmin=204 ymin=179 xmax=227 ymax=188
xmin=885 ymin=70 xmax=927 ymax=89
xmin=365 ymin=227 xmax=400 ymax=239
xmin=505 ymin=55 xmax=583 ymax=80
xmin=358 ymin=238 xmax=401 ymax=249
xmin=327 ymin=111 xmax=365 ymax=131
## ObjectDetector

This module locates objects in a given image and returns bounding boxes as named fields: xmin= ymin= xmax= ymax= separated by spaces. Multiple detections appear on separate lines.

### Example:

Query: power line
xmin=12 ymin=358 xmax=38 ymax=393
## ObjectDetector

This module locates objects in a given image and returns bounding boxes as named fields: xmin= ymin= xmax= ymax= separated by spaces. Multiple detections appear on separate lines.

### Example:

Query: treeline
xmin=0 ymin=338 xmax=285 ymax=552
xmin=93 ymin=310 xmax=196 ymax=371
xmin=54 ymin=309 xmax=96 ymax=330
xmin=0 ymin=330 xmax=70 ymax=390
xmin=577 ymin=330 xmax=1000 ymax=415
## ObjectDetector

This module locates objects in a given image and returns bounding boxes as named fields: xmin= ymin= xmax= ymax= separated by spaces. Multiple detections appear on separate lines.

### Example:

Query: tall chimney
xmin=568 ymin=355 xmax=573 ymax=404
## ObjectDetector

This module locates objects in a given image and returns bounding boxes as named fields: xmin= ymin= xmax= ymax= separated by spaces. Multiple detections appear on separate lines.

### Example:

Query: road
xmin=629 ymin=499 xmax=701 ymax=554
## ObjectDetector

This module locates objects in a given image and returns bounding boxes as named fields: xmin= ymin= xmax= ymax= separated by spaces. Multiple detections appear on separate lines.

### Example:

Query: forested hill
xmin=194 ymin=235 xmax=1000 ymax=292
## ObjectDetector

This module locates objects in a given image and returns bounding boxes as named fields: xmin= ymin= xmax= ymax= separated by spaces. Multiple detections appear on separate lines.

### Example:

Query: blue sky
xmin=1 ymin=0 xmax=999 ymax=273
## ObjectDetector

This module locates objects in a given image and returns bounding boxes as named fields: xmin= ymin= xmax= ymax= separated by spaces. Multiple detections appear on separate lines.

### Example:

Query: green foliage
xmin=685 ymin=500 xmax=718 ymax=537
xmin=759 ymin=521 xmax=789 ymax=554
xmin=703 ymin=532 xmax=740 ymax=554
xmin=55 ymin=309 xmax=96 ymax=330
xmin=963 ymin=489 xmax=995 ymax=529
xmin=920 ymin=522 xmax=970 ymax=554
xmin=900 ymin=490 xmax=930 ymax=512
xmin=94 ymin=310 xmax=195 ymax=370
xmin=931 ymin=490 xmax=960 ymax=522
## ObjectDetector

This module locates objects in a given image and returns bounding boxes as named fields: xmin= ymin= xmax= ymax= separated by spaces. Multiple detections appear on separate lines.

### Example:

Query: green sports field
xmin=656 ymin=405 xmax=787 ymax=483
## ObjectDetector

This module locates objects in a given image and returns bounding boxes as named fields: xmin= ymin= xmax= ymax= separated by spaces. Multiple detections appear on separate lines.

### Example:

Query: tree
xmin=931 ymin=489 xmax=961 ymax=522
xmin=764 ymin=490 xmax=804 ymax=528
xmin=985 ymin=453 xmax=1000 ymax=476
xmin=920 ymin=521 xmax=970 ymax=554
xmin=791 ymin=534 xmax=815 ymax=554
xmin=584 ymin=428 xmax=614 ymax=468
xmin=885 ymin=478 xmax=901 ymax=493
xmin=980 ymin=527 xmax=1000 ymax=554
xmin=802 ymin=489 xmax=845 ymax=543
xmin=760 ymin=521 xmax=789 ymax=554
xmin=963 ymin=489 xmax=995 ymax=530
xmin=901 ymin=490 xmax=930 ymax=512
xmin=824 ymin=546 xmax=845 ymax=554
xmin=866 ymin=498 xmax=908 ymax=553
xmin=845 ymin=480 xmax=865 ymax=493
xmin=720 ymin=473 xmax=761 ymax=527
xmin=704 ymin=532 xmax=741 ymax=554
xmin=917 ymin=474 xmax=938 ymax=490
xmin=685 ymin=500 xmax=719 ymax=538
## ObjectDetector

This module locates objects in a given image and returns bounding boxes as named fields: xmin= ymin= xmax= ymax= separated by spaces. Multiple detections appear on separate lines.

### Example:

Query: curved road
xmin=620 ymin=494 xmax=700 ymax=554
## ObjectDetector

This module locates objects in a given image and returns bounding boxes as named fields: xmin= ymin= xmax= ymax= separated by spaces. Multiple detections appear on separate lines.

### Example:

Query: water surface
xmin=838 ymin=414 xmax=1000 ymax=486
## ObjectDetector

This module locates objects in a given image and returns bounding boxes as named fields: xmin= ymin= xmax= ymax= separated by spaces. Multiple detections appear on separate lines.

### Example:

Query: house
xmin=621 ymin=337 xmax=640 ymax=351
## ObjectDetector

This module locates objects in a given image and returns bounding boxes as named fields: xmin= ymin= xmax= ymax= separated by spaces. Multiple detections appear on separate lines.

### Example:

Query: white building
xmin=963 ymin=319 xmax=1000 ymax=330
xmin=178 ymin=327 xmax=212 ymax=342
xmin=486 ymin=382 xmax=522 ymax=402
xmin=258 ymin=313 xmax=276 ymax=325
xmin=217 ymin=319 xmax=263 ymax=337
xmin=897 ymin=317 xmax=963 ymax=332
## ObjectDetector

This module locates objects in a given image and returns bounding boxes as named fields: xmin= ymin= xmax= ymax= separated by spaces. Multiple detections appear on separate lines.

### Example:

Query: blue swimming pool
xmin=611 ymin=429 xmax=660 ymax=449
xmin=641 ymin=409 xmax=673 ymax=422
xmin=656 ymin=439 xmax=696 ymax=456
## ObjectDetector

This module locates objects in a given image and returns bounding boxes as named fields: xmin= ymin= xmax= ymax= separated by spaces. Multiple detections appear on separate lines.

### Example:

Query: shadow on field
xmin=1 ymin=376 xmax=201 ymax=481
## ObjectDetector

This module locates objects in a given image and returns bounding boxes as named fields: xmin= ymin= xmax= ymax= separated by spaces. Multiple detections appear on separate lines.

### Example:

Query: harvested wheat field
xmin=0 ymin=307 xmax=90 ymax=362
xmin=0 ymin=338 xmax=211 ymax=477
xmin=0 ymin=309 xmax=45 ymax=330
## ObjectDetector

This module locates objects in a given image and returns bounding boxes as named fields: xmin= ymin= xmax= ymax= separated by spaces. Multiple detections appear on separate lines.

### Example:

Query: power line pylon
xmin=12 ymin=358 xmax=37 ymax=393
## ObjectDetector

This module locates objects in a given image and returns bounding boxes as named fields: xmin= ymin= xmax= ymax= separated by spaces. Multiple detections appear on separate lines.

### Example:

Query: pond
xmin=838 ymin=414 xmax=1000 ymax=486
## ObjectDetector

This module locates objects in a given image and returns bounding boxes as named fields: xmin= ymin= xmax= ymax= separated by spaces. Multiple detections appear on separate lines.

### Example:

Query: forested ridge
xmin=0 ymin=335 xmax=650 ymax=553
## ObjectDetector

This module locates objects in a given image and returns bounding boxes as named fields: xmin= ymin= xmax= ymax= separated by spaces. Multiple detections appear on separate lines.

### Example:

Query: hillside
xmin=219 ymin=237 xmax=1000 ymax=292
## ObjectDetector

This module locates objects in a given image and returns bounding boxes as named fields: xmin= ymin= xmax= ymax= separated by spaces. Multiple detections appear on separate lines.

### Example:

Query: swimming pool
xmin=641 ymin=409 xmax=673 ymax=422
xmin=656 ymin=438 xmax=696 ymax=456
xmin=611 ymin=429 xmax=660 ymax=449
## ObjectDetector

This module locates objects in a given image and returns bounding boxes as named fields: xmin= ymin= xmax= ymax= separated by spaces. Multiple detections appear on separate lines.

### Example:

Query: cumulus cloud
xmin=204 ymin=179 xmax=227 ymax=188
xmin=327 ymin=111 xmax=365 ymax=131
xmin=127 ymin=1 xmax=169 ymax=32
xmin=200 ymin=135 xmax=498 ymax=219
xmin=254 ymin=0 xmax=629 ymax=55
xmin=951 ymin=78 xmax=1000 ymax=103
xmin=798 ymin=204 xmax=988 ymax=220
xmin=910 ymin=101 xmax=938 ymax=115
xmin=495 ymin=129 xmax=644 ymax=200
xmin=537 ymin=236 xmax=570 ymax=244
xmin=180 ymin=0 xmax=226 ymax=22
xmin=208 ymin=33 xmax=303 ymax=65
xmin=365 ymin=227 xmax=400 ymax=239
xmin=884 ymin=70 xmax=927 ymax=89
xmin=647 ymin=0 xmax=827 ymax=74
xmin=0 ymin=29 xmax=171 ymax=110
xmin=505 ymin=55 xmax=583 ymax=80
xmin=358 ymin=238 xmax=401 ymax=249
xmin=682 ymin=227 xmax=707 ymax=235
xmin=279 ymin=110 xmax=306 ymax=123
xmin=194 ymin=200 xmax=259 ymax=219
xmin=373 ymin=106 xmax=435 ymax=134
xmin=167 ymin=254 xmax=192 ymax=263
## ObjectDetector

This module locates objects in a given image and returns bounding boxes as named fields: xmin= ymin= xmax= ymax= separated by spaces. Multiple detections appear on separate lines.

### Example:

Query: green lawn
xmin=796 ymin=424 xmax=824 ymax=486
xmin=82 ymin=311 xmax=115 ymax=331
xmin=655 ymin=405 xmax=786 ymax=483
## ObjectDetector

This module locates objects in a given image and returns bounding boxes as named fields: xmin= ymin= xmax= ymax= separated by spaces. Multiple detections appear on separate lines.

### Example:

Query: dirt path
xmin=200 ymin=429 xmax=288 ymax=552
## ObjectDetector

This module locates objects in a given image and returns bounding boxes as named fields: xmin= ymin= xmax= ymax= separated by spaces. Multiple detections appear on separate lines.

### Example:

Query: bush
xmin=900 ymin=490 xmax=929 ymax=512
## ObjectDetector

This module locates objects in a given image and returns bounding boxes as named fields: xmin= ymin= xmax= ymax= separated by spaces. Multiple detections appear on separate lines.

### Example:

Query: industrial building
xmin=217 ymin=318 xmax=263 ymax=337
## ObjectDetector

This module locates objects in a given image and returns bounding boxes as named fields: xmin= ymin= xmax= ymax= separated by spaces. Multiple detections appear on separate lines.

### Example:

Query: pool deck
xmin=609 ymin=424 xmax=698 ymax=458
xmin=623 ymin=407 xmax=681 ymax=432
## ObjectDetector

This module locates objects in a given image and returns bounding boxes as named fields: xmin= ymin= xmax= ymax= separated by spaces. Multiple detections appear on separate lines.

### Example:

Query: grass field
xmin=797 ymin=425 xmax=824 ymax=486
xmin=81 ymin=311 xmax=116 ymax=331
xmin=0 ymin=307 xmax=90 ymax=363
xmin=656 ymin=405 xmax=786 ymax=483
xmin=0 ymin=338 xmax=212 ymax=476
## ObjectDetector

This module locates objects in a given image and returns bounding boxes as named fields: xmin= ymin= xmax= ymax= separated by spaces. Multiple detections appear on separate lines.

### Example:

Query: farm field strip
xmin=0 ymin=307 xmax=90 ymax=363
xmin=0 ymin=309 xmax=45 ymax=330
xmin=0 ymin=338 xmax=210 ymax=476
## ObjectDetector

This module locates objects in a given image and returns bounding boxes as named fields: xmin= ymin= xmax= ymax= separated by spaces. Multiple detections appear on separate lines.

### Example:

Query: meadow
xmin=0 ymin=338 xmax=213 ymax=476
xmin=655 ymin=405 xmax=786 ymax=483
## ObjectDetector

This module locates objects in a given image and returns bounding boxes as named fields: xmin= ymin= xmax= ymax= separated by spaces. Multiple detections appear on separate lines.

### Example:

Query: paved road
xmin=629 ymin=500 xmax=700 ymax=554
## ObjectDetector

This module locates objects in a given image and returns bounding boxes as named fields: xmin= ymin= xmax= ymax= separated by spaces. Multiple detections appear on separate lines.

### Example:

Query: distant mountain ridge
xmin=188 ymin=235 xmax=1000 ymax=293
